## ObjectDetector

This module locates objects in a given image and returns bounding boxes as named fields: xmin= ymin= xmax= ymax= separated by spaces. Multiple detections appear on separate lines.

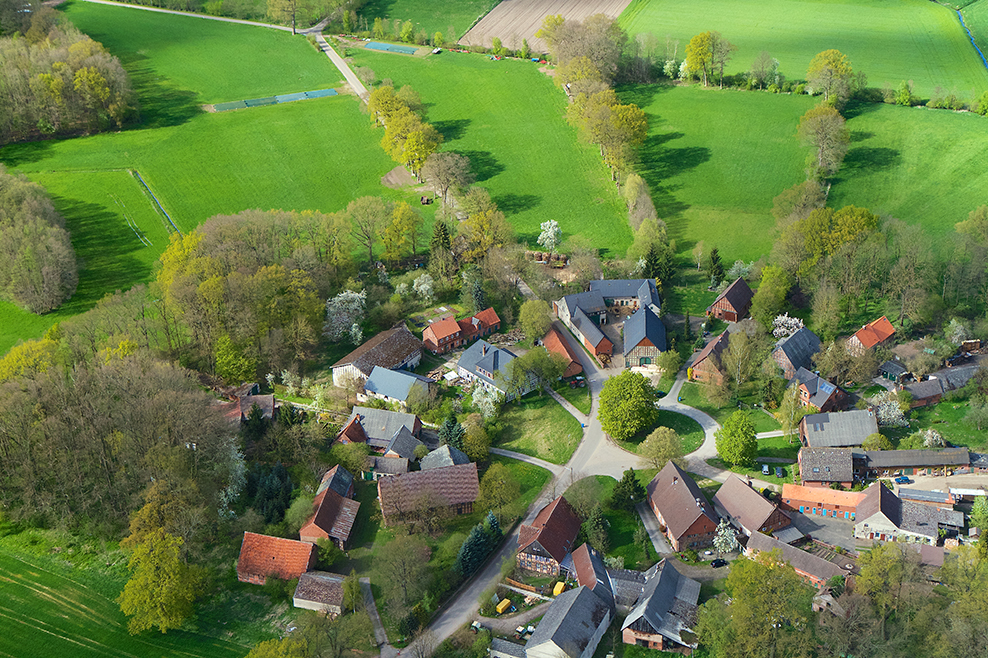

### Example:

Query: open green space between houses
xmin=615 ymin=409 xmax=706 ymax=455
xmin=496 ymin=393 xmax=584 ymax=464
xmin=619 ymin=0 xmax=988 ymax=98
xmin=678 ymin=382 xmax=781 ymax=433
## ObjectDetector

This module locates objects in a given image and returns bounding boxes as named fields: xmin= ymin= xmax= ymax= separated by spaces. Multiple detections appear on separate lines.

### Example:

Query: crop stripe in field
xmin=957 ymin=10 xmax=988 ymax=70
xmin=131 ymin=169 xmax=181 ymax=235
xmin=0 ymin=604 xmax=134 ymax=658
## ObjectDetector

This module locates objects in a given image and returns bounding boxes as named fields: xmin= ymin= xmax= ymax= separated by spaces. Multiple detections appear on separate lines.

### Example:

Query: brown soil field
xmin=461 ymin=0 xmax=633 ymax=53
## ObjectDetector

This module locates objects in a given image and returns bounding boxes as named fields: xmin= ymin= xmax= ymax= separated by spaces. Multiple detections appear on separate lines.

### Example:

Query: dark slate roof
xmin=606 ymin=568 xmax=647 ymax=608
xmin=346 ymin=407 xmax=419 ymax=448
xmin=802 ymin=410 xmax=878 ymax=448
xmin=856 ymin=482 xmax=901 ymax=527
xmin=934 ymin=364 xmax=979 ymax=392
xmin=364 ymin=455 xmax=409 ymax=475
xmin=799 ymin=448 xmax=854 ymax=483
xmin=712 ymin=475 xmax=784 ymax=532
xmin=363 ymin=366 xmax=433 ymax=402
xmin=419 ymin=444 xmax=470 ymax=470
xmin=862 ymin=448 xmax=969 ymax=469
xmin=746 ymin=532 xmax=846 ymax=582
xmin=385 ymin=426 xmax=424 ymax=460
xmin=316 ymin=465 xmax=354 ymax=498
xmin=879 ymin=360 xmax=908 ymax=377
xmin=905 ymin=378 xmax=945 ymax=400
xmin=572 ymin=306 xmax=608 ymax=348
xmin=526 ymin=586 xmax=611 ymax=658
xmin=774 ymin=328 xmax=822 ymax=373
xmin=590 ymin=279 xmax=654 ymax=300
xmin=293 ymin=571 xmax=344 ymax=608
xmin=624 ymin=306 xmax=667 ymax=355
xmin=637 ymin=279 xmax=661 ymax=312
xmin=898 ymin=489 xmax=953 ymax=504
xmin=621 ymin=559 xmax=700 ymax=648
xmin=561 ymin=290 xmax=607 ymax=316
xmin=646 ymin=462 xmax=717 ymax=541
xmin=490 ymin=639 xmax=527 ymax=658
xmin=458 ymin=340 xmax=517 ymax=387
xmin=572 ymin=543 xmax=614 ymax=610
xmin=772 ymin=524 xmax=805 ymax=544
xmin=332 ymin=324 xmax=422 ymax=377
xmin=791 ymin=367 xmax=840 ymax=409
xmin=707 ymin=277 xmax=754 ymax=315
xmin=900 ymin=500 xmax=964 ymax=537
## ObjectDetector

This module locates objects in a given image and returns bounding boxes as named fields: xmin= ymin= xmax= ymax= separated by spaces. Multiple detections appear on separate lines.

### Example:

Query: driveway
xmin=636 ymin=501 xmax=673 ymax=556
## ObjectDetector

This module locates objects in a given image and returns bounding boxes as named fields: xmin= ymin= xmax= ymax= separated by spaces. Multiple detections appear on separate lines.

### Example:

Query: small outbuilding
xmin=293 ymin=571 xmax=345 ymax=617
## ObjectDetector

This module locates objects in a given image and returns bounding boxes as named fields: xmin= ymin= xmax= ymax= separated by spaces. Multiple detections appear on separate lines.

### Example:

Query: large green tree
xmin=806 ymin=49 xmax=854 ymax=105
xmin=715 ymin=410 xmax=757 ymax=467
xmin=797 ymin=105 xmax=850 ymax=180
xmin=598 ymin=370 xmax=659 ymax=441
xmin=750 ymin=266 xmax=792 ymax=330
xmin=519 ymin=299 xmax=553 ymax=341
xmin=117 ymin=528 xmax=204 ymax=634
xmin=640 ymin=426 xmax=684 ymax=470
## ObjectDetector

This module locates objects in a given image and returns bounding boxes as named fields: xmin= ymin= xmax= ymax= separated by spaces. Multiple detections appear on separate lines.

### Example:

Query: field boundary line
xmin=79 ymin=0 xmax=294 ymax=32
xmin=130 ymin=169 xmax=181 ymax=235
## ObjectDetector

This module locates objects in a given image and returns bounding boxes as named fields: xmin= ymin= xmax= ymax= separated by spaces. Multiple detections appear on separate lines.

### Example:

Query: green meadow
xmin=619 ymin=0 xmax=988 ymax=98
xmin=347 ymin=47 xmax=633 ymax=255
xmin=358 ymin=0 xmax=500 ymax=39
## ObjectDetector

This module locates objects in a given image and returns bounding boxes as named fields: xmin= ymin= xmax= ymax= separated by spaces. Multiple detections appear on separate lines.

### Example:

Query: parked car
xmin=761 ymin=464 xmax=770 ymax=475
xmin=894 ymin=476 xmax=911 ymax=484
xmin=711 ymin=559 xmax=728 ymax=568
xmin=775 ymin=466 xmax=785 ymax=478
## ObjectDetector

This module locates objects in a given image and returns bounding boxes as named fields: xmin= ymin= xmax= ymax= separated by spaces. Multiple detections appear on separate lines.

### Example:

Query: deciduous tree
xmin=640 ymin=426 xmax=684 ymax=470
xmin=715 ymin=410 xmax=756 ymax=467
xmin=797 ymin=105 xmax=850 ymax=180
xmin=519 ymin=299 xmax=553 ymax=341
xmin=598 ymin=370 xmax=659 ymax=441
xmin=686 ymin=31 xmax=714 ymax=86
xmin=477 ymin=462 xmax=519 ymax=523
xmin=422 ymin=152 xmax=474 ymax=204
xmin=807 ymin=49 xmax=854 ymax=105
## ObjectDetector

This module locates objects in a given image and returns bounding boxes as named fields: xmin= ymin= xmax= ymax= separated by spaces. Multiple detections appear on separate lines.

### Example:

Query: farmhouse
xmin=623 ymin=306 xmax=667 ymax=368
xmin=689 ymin=331 xmax=729 ymax=385
xmin=744 ymin=533 xmax=848 ymax=589
xmin=853 ymin=483 xmax=964 ymax=544
xmin=771 ymin=328 xmax=822 ymax=380
xmin=798 ymin=448 xmax=855 ymax=488
xmin=236 ymin=532 xmax=316 ymax=585
xmin=903 ymin=378 xmax=944 ymax=408
xmin=543 ymin=325 xmax=583 ymax=378
xmin=337 ymin=407 xmax=422 ymax=452
xmin=382 ymin=425 xmax=424 ymax=460
xmin=299 ymin=465 xmax=360 ymax=549
xmin=293 ymin=571 xmax=345 ymax=617
xmin=646 ymin=462 xmax=718 ymax=551
xmin=362 ymin=455 xmax=409 ymax=480
xmin=847 ymin=316 xmax=895 ymax=356
xmin=781 ymin=484 xmax=865 ymax=520
xmin=458 ymin=340 xmax=532 ymax=399
xmin=712 ymin=475 xmax=793 ymax=537
xmin=360 ymin=366 xmax=434 ymax=408
xmin=524 ymin=586 xmax=613 ymax=658
xmin=377 ymin=463 xmax=479 ymax=526
xmin=554 ymin=291 xmax=613 ymax=358
xmin=332 ymin=324 xmax=422 ymax=385
xmin=621 ymin=559 xmax=700 ymax=652
xmin=517 ymin=496 xmax=582 ymax=576
xmin=791 ymin=367 xmax=846 ymax=412
xmin=856 ymin=448 xmax=970 ymax=478
xmin=422 ymin=307 xmax=501 ymax=354
xmin=589 ymin=279 xmax=661 ymax=313
xmin=799 ymin=410 xmax=878 ymax=448
xmin=705 ymin=277 xmax=754 ymax=322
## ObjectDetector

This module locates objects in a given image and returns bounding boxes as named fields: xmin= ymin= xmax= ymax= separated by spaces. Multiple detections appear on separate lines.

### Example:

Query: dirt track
xmin=460 ymin=0 xmax=633 ymax=53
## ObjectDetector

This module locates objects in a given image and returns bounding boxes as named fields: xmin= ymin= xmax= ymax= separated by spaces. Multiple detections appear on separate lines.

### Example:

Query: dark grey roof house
xmin=799 ymin=410 xmax=878 ymax=448
xmin=798 ymin=448 xmax=854 ymax=485
xmin=525 ymin=586 xmax=612 ymax=658
xmin=772 ymin=328 xmax=822 ymax=379
xmin=457 ymin=340 xmax=529 ymax=399
xmin=623 ymin=306 xmax=667 ymax=368
xmin=384 ymin=426 xmax=424 ymax=460
xmin=621 ymin=559 xmax=700 ymax=650
xmin=362 ymin=366 xmax=434 ymax=406
xmin=420 ymin=444 xmax=470 ymax=471
xmin=791 ymin=367 xmax=846 ymax=412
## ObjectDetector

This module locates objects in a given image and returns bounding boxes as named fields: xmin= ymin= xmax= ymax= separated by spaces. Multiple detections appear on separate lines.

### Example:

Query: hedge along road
xmin=77 ymin=0 xmax=368 ymax=98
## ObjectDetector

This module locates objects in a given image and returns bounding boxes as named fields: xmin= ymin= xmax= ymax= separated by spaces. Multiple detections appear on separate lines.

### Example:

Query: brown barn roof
xmin=713 ymin=475 xmax=785 ymax=532
xmin=237 ymin=532 xmax=315 ymax=582
xmin=692 ymin=331 xmax=729 ymax=369
xmin=707 ymin=278 xmax=754 ymax=314
xmin=519 ymin=496 xmax=582 ymax=564
xmin=647 ymin=462 xmax=717 ymax=541
xmin=333 ymin=324 xmax=422 ymax=376
xmin=378 ymin=462 xmax=479 ymax=518
xmin=746 ymin=532 xmax=846 ymax=582
xmin=240 ymin=394 xmax=275 ymax=419
xmin=337 ymin=415 xmax=368 ymax=444
xmin=543 ymin=326 xmax=583 ymax=377
xmin=301 ymin=488 xmax=360 ymax=544
xmin=852 ymin=316 xmax=895 ymax=350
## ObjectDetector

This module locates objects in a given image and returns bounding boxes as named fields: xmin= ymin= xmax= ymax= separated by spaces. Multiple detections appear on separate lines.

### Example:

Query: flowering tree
xmin=712 ymin=518 xmax=739 ymax=558
xmin=920 ymin=428 xmax=945 ymax=448
xmin=874 ymin=390 xmax=908 ymax=427
xmin=537 ymin=219 xmax=561 ymax=254
xmin=472 ymin=385 xmax=503 ymax=420
xmin=772 ymin=313 xmax=805 ymax=339
xmin=945 ymin=318 xmax=969 ymax=346
xmin=413 ymin=273 xmax=435 ymax=302
xmin=323 ymin=290 xmax=366 ymax=342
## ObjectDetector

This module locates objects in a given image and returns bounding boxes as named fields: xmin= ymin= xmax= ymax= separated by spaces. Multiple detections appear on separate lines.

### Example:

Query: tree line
xmin=0 ymin=7 xmax=134 ymax=144
xmin=0 ymin=165 xmax=78 ymax=313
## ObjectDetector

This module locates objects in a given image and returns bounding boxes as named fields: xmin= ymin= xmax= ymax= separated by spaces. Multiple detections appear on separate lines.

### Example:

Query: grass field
xmin=497 ymin=393 xmax=584 ymax=464
xmin=359 ymin=0 xmax=501 ymax=39
xmin=616 ymin=409 xmax=706 ymax=455
xmin=963 ymin=0 xmax=988 ymax=55
xmin=347 ymin=48 xmax=633 ymax=256
xmin=0 ymin=549 xmax=246 ymax=658
xmin=581 ymin=475 xmax=658 ymax=570
xmin=619 ymin=0 xmax=988 ymax=98
xmin=554 ymin=380 xmax=592 ymax=415
xmin=0 ymin=3 xmax=401 ymax=355
xmin=679 ymin=382 xmax=782 ymax=433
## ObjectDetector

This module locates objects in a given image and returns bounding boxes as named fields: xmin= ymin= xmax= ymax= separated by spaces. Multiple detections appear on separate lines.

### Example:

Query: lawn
xmin=573 ymin=476 xmax=658 ymax=571
xmin=0 ymin=543 xmax=246 ymax=658
xmin=678 ymin=382 xmax=782 ymax=433
xmin=497 ymin=393 xmax=584 ymax=464
xmin=554 ymin=380 xmax=592 ymax=416
xmin=359 ymin=0 xmax=501 ymax=39
xmin=616 ymin=409 xmax=706 ymax=456
xmin=756 ymin=433 xmax=801 ymax=460
xmin=346 ymin=48 xmax=633 ymax=257
xmin=908 ymin=400 xmax=988 ymax=449
xmin=619 ymin=0 xmax=988 ymax=99
xmin=0 ymin=2 xmax=402 ymax=355
xmin=964 ymin=0 xmax=988 ymax=56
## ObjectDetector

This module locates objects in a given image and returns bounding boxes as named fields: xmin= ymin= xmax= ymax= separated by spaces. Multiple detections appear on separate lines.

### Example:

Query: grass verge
xmin=497 ymin=393 xmax=584 ymax=464
xmin=615 ymin=409 xmax=705 ymax=456
xmin=678 ymin=382 xmax=781 ymax=433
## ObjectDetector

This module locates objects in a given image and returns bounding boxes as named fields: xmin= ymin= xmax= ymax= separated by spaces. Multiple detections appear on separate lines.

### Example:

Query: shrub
xmin=767 ymin=83 xmax=780 ymax=94
xmin=794 ymin=83 xmax=806 ymax=95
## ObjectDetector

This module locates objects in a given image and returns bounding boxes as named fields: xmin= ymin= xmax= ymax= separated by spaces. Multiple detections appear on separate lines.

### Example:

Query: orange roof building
xmin=543 ymin=326 xmax=583 ymax=378
xmin=237 ymin=532 xmax=317 ymax=585
xmin=781 ymin=484 xmax=867 ymax=521
xmin=423 ymin=316 xmax=463 ymax=354
xmin=517 ymin=496 xmax=583 ymax=576
xmin=848 ymin=316 xmax=895 ymax=355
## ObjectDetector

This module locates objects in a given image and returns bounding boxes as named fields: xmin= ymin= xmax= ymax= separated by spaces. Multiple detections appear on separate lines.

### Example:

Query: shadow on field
xmin=494 ymin=193 xmax=540 ymax=215
xmin=638 ymin=128 xmax=709 ymax=218
xmin=115 ymin=50 xmax=201 ymax=129
xmin=841 ymin=146 xmax=900 ymax=173
xmin=850 ymin=130 xmax=874 ymax=142
xmin=843 ymin=99 xmax=882 ymax=120
xmin=0 ymin=140 xmax=53 ymax=167
xmin=615 ymin=82 xmax=674 ymax=109
xmin=461 ymin=149 xmax=504 ymax=181
xmin=433 ymin=118 xmax=471 ymax=141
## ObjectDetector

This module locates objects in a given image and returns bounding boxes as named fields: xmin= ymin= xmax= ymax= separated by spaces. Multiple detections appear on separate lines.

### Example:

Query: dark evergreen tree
xmin=655 ymin=243 xmax=675 ymax=286
xmin=610 ymin=468 xmax=646 ymax=511
xmin=471 ymin=280 xmax=486 ymax=312
xmin=583 ymin=504 xmax=610 ymax=553
xmin=707 ymin=247 xmax=725 ymax=285
xmin=485 ymin=510 xmax=501 ymax=540
xmin=278 ymin=403 xmax=302 ymax=427
xmin=455 ymin=523 xmax=494 ymax=576
xmin=643 ymin=243 xmax=661 ymax=279
xmin=430 ymin=220 xmax=451 ymax=252
xmin=438 ymin=414 xmax=465 ymax=450
xmin=241 ymin=403 xmax=267 ymax=451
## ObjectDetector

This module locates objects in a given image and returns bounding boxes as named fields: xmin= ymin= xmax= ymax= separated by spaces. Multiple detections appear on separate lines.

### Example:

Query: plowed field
xmin=461 ymin=0 xmax=633 ymax=52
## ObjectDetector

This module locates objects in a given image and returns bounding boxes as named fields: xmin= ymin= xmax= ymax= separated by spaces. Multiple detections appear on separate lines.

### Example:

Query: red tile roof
xmin=782 ymin=484 xmax=866 ymax=509
xmin=424 ymin=316 xmax=461 ymax=344
xmin=474 ymin=307 xmax=501 ymax=329
xmin=337 ymin=415 xmax=368 ymax=444
xmin=543 ymin=326 xmax=583 ymax=377
xmin=852 ymin=316 xmax=895 ymax=349
xmin=299 ymin=489 xmax=360 ymax=545
xmin=237 ymin=532 xmax=316 ymax=583
xmin=518 ymin=496 xmax=582 ymax=564
xmin=377 ymin=463 xmax=479 ymax=520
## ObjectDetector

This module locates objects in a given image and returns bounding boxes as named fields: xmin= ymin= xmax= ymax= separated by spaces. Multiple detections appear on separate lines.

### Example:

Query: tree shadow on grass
xmin=637 ymin=128 xmax=710 ymax=221
xmin=433 ymin=118 xmax=471 ymax=141
xmin=850 ymin=130 xmax=874 ymax=142
xmin=460 ymin=149 xmax=504 ymax=181
xmin=493 ymin=193 xmax=540 ymax=215
xmin=615 ymin=82 xmax=675 ymax=110
xmin=842 ymin=99 xmax=883 ymax=120
xmin=839 ymin=146 xmax=900 ymax=174
xmin=0 ymin=140 xmax=54 ymax=167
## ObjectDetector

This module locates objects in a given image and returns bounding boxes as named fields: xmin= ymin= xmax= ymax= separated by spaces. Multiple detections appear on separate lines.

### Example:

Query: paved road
xmin=82 ymin=0 xmax=295 ymax=30
xmin=315 ymin=34 xmax=369 ymax=99
xmin=636 ymin=501 xmax=673 ymax=555
xmin=489 ymin=448 xmax=564 ymax=476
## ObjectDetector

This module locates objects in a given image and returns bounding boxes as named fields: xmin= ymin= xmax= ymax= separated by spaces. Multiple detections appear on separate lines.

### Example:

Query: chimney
xmin=482 ymin=343 xmax=488 ymax=356
xmin=672 ymin=477 xmax=678 ymax=485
